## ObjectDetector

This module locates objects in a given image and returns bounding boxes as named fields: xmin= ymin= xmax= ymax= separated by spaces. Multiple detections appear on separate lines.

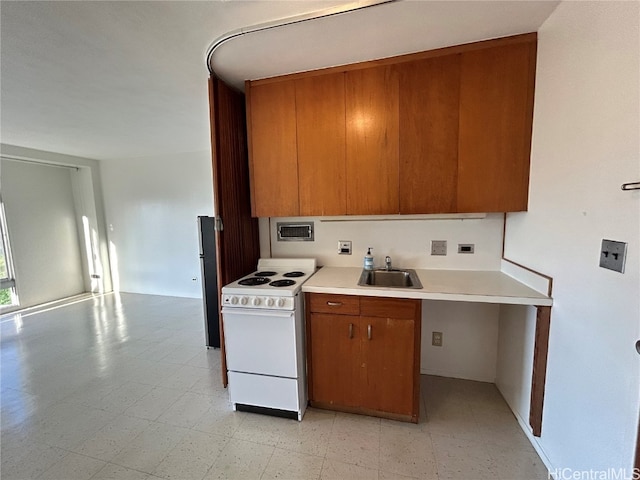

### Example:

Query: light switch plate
xmin=599 ymin=239 xmax=627 ymax=273
xmin=431 ymin=240 xmax=447 ymax=256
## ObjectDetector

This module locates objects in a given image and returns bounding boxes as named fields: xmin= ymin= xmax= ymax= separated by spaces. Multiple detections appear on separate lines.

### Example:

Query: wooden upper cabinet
xmin=345 ymin=66 xmax=400 ymax=215
xmin=245 ymin=34 xmax=536 ymax=217
xmin=457 ymin=40 xmax=536 ymax=212
xmin=398 ymin=55 xmax=461 ymax=214
xmin=295 ymin=73 xmax=347 ymax=216
xmin=246 ymin=80 xmax=299 ymax=217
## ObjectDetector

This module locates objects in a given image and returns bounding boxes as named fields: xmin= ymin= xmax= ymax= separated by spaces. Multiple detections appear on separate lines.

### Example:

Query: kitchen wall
xmin=100 ymin=150 xmax=214 ymax=298
xmin=0 ymin=144 xmax=110 ymax=309
xmin=266 ymin=214 xmax=504 ymax=270
xmin=266 ymin=214 xmax=505 ymax=381
xmin=498 ymin=0 xmax=639 ymax=474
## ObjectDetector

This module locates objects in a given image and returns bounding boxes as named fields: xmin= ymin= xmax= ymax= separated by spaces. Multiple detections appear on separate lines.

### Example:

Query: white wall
xmin=1 ymin=143 xmax=112 ymax=299
xmin=422 ymin=300 xmax=499 ymax=382
xmin=499 ymin=1 xmax=640 ymax=473
xmin=100 ymin=150 xmax=214 ymax=298
xmin=1 ymin=159 xmax=85 ymax=308
xmin=268 ymin=214 xmax=504 ymax=270
xmin=267 ymin=214 xmax=505 ymax=381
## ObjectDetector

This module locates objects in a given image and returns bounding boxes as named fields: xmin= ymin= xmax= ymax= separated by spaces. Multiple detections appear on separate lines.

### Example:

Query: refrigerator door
xmin=198 ymin=216 xmax=220 ymax=348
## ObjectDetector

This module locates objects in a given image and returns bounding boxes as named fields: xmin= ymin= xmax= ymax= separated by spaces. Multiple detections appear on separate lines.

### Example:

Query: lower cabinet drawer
xmin=309 ymin=293 xmax=360 ymax=315
xmin=360 ymin=296 xmax=420 ymax=319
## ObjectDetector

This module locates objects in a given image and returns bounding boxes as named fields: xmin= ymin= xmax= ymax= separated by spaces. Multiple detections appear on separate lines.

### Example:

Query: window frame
xmin=0 ymin=194 xmax=18 ymax=305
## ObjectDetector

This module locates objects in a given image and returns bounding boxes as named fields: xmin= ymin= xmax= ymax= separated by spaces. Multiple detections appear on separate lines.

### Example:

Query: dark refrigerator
xmin=198 ymin=216 xmax=220 ymax=348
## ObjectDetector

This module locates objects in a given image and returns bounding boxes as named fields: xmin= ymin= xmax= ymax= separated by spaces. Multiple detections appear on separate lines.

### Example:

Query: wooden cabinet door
xmin=246 ymin=80 xmax=299 ymax=217
xmin=398 ymin=55 xmax=461 ymax=214
xmin=361 ymin=316 xmax=417 ymax=416
xmin=296 ymin=73 xmax=347 ymax=216
xmin=209 ymin=76 xmax=261 ymax=386
xmin=309 ymin=313 xmax=361 ymax=408
xmin=346 ymin=66 xmax=399 ymax=215
xmin=457 ymin=40 xmax=536 ymax=212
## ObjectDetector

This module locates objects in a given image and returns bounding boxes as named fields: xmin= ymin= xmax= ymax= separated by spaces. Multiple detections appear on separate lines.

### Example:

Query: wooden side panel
xmin=296 ymin=73 xmax=347 ymax=216
xmin=309 ymin=313 xmax=362 ymax=407
xmin=458 ymin=40 xmax=536 ymax=212
xmin=208 ymin=77 xmax=261 ymax=386
xmin=636 ymin=410 xmax=640 ymax=473
xmin=247 ymin=80 xmax=299 ymax=217
xmin=398 ymin=55 xmax=461 ymax=214
xmin=530 ymin=306 xmax=551 ymax=436
xmin=346 ymin=66 xmax=399 ymax=215
xmin=361 ymin=316 xmax=416 ymax=417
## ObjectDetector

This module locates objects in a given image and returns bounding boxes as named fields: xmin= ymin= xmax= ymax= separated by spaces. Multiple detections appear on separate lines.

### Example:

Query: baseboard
xmin=495 ymin=384 xmax=556 ymax=478
xmin=0 ymin=292 xmax=108 ymax=320
xmin=420 ymin=368 xmax=496 ymax=384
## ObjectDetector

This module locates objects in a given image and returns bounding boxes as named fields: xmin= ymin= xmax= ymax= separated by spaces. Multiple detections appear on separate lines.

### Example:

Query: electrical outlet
xmin=599 ymin=239 xmax=627 ymax=273
xmin=432 ymin=331 xmax=443 ymax=347
xmin=338 ymin=240 xmax=352 ymax=255
xmin=458 ymin=243 xmax=475 ymax=254
xmin=431 ymin=240 xmax=447 ymax=256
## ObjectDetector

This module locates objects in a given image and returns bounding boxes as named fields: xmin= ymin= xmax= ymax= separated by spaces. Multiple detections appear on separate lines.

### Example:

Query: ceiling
xmin=0 ymin=1 xmax=559 ymax=162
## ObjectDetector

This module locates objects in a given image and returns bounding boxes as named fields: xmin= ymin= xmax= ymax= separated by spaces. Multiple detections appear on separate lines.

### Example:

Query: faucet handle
xmin=385 ymin=256 xmax=392 ymax=269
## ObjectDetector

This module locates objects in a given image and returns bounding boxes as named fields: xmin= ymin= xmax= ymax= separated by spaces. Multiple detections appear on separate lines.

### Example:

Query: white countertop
xmin=302 ymin=267 xmax=553 ymax=306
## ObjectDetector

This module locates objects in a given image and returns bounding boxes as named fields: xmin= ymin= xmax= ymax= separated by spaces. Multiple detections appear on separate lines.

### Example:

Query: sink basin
xmin=358 ymin=268 xmax=423 ymax=289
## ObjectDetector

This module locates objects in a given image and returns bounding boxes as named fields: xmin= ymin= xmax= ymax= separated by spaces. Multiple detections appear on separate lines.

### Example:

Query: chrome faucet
xmin=385 ymin=256 xmax=392 ymax=271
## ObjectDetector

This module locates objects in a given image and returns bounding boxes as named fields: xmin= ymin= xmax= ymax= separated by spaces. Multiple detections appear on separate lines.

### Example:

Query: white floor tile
xmin=38 ymin=451 xmax=106 ymax=480
xmin=0 ymin=293 xmax=547 ymax=480
xmin=204 ymin=438 xmax=274 ymax=479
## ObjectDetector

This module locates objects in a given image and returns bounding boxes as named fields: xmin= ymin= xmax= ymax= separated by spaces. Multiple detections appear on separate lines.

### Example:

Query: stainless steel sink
xmin=358 ymin=268 xmax=423 ymax=289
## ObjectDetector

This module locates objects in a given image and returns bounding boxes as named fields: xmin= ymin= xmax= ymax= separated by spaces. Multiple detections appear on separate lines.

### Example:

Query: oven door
xmin=222 ymin=307 xmax=299 ymax=378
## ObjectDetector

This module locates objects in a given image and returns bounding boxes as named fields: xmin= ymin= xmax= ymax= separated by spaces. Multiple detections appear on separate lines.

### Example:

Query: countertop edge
xmin=301 ymin=267 xmax=553 ymax=307
xmin=301 ymin=285 xmax=553 ymax=306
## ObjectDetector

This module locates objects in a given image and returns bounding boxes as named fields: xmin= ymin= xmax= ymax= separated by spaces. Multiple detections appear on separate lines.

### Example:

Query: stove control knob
xmin=277 ymin=298 xmax=286 ymax=308
xmin=230 ymin=296 xmax=239 ymax=305
xmin=252 ymin=297 xmax=261 ymax=306
xmin=266 ymin=298 xmax=275 ymax=307
xmin=240 ymin=297 xmax=248 ymax=306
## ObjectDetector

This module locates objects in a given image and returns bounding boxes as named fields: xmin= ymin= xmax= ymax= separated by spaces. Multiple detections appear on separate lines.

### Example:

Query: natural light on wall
xmin=109 ymin=240 xmax=121 ymax=294
xmin=0 ymin=194 xmax=19 ymax=309
xmin=81 ymin=215 xmax=105 ymax=294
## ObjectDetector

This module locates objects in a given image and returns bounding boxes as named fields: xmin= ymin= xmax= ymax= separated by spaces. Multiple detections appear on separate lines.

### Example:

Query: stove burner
xmin=269 ymin=279 xmax=296 ymax=287
xmin=283 ymin=271 xmax=305 ymax=278
xmin=239 ymin=277 xmax=270 ymax=286
xmin=254 ymin=271 xmax=277 ymax=277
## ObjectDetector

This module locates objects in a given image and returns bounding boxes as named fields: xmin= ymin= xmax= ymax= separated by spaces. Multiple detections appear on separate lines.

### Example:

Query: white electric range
xmin=221 ymin=258 xmax=316 ymax=420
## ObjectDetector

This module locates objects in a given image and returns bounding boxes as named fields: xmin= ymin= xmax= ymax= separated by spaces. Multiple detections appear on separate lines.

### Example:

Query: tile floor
xmin=0 ymin=293 xmax=548 ymax=480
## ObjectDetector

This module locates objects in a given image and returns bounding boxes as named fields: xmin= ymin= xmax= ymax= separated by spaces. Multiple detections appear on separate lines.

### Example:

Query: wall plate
xmin=431 ymin=240 xmax=447 ymax=256
xmin=599 ymin=239 xmax=627 ymax=273
xmin=458 ymin=243 xmax=475 ymax=254
xmin=338 ymin=240 xmax=352 ymax=255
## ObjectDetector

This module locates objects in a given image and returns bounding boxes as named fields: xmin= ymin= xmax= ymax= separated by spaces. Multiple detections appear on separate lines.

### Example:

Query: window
xmin=0 ymin=196 xmax=18 ymax=308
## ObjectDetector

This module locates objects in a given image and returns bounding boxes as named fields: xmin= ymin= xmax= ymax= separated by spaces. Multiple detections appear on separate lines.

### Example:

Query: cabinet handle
xmin=349 ymin=323 xmax=353 ymax=339
xmin=367 ymin=324 xmax=372 ymax=340
xmin=327 ymin=301 xmax=342 ymax=307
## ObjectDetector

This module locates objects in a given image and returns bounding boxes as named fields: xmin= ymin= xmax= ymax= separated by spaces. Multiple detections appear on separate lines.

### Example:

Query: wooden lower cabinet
xmin=306 ymin=293 xmax=421 ymax=423
xmin=308 ymin=312 xmax=362 ymax=408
